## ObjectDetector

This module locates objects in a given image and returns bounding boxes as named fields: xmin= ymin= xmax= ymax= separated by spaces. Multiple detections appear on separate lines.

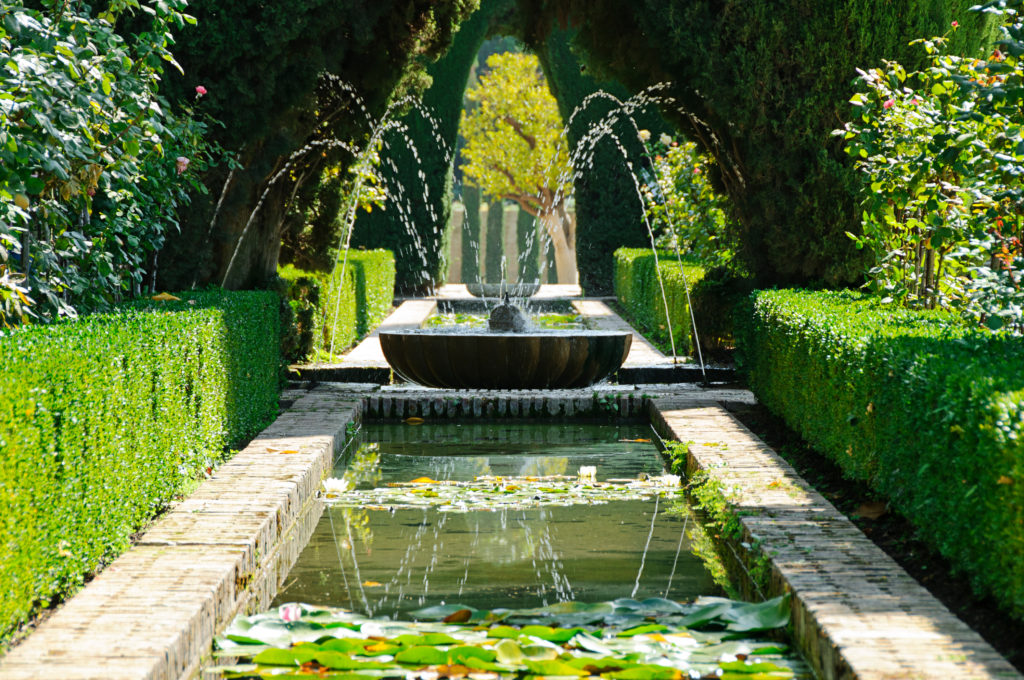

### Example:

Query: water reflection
xmin=274 ymin=423 xmax=717 ymax=617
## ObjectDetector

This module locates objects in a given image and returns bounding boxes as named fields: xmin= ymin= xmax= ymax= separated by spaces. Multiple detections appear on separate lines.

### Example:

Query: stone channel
xmin=0 ymin=291 xmax=1017 ymax=680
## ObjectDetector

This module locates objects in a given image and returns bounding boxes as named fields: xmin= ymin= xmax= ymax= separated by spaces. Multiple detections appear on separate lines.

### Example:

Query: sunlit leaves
xmin=838 ymin=7 xmax=1024 ymax=332
xmin=0 ymin=1 xmax=221 ymax=324
xmin=460 ymin=52 xmax=572 ymax=214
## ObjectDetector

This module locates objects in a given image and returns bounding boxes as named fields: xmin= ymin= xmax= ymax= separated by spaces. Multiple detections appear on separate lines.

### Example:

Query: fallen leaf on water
xmin=442 ymin=609 xmax=473 ymax=623
xmin=619 ymin=438 xmax=651 ymax=443
xmin=410 ymin=477 xmax=438 ymax=484
xmin=854 ymin=501 xmax=888 ymax=520
xmin=151 ymin=292 xmax=181 ymax=301
xmin=404 ymin=417 xmax=425 ymax=425
xmin=997 ymin=475 xmax=1014 ymax=485
xmin=362 ymin=580 xmax=382 ymax=587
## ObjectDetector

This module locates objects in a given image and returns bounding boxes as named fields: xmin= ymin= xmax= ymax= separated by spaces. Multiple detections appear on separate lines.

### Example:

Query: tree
xmin=157 ymin=0 xmax=478 ymax=291
xmin=517 ymin=0 xmax=999 ymax=287
xmin=460 ymin=52 xmax=577 ymax=283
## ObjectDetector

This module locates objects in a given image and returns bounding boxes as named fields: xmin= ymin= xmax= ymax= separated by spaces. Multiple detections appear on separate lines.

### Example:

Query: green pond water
xmin=272 ymin=422 xmax=718 ymax=618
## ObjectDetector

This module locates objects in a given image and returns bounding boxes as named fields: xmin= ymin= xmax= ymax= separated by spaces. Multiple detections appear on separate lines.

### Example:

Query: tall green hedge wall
xmin=737 ymin=289 xmax=1024 ymax=617
xmin=535 ymin=28 xmax=666 ymax=295
xmin=351 ymin=0 xmax=510 ymax=293
xmin=613 ymin=248 xmax=705 ymax=356
xmin=0 ymin=290 xmax=280 ymax=644
xmin=280 ymin=249 xmax=396 ymax=360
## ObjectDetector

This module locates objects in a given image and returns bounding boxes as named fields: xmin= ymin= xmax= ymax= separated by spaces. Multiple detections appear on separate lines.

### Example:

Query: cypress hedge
xmin=613 ymin=248 xmax=705 ymax=356
xmin=279 ymin=249 xmax=396 ymax=361
xmin=461 ymin=185 xmax=483 ymax=284
xmin=518 ymin=0 xmax=998 ymax=288
xmin=0 ymin=290 xmax=279 ymax=643
xmin=484 ymin=200 xmax=505 ymax=282
xmin=737 ymin=289 xmax=1024 ymax=617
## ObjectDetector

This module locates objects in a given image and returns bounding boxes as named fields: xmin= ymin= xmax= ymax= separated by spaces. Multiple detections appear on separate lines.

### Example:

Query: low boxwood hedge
xmin=613 ymin=248 xmax=705 ymax=356
xmin=280 ymin=249 xmax=395 ymax=361
xmin=0 ymin=289 xmax=279 ymax=644
xmin=737 ymin=289 xmax=1024 ymax=617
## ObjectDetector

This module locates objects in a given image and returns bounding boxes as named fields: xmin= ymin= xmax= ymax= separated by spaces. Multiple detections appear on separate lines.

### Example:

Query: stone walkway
xmin=1 ymin=384 xmax=1018 ymax=680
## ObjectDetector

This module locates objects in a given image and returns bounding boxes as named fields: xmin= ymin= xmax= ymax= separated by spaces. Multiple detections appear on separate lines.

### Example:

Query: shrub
xmin=0 ymin=0 xmax=221 ymax=323
xmin=0 ymin=289 xmax=279 ymax=644
xmin=613 ymin=248 xmax=705 ymax=356
xmin=640 ymin=135 xmax=737 ymax=272
xmin=279 ymin=249 xmax=395 ymax=361
xmin=838 ymin=5 xmax=1024 ymax=331
xmin=737 ymin=288 xmax=1024 ymax=617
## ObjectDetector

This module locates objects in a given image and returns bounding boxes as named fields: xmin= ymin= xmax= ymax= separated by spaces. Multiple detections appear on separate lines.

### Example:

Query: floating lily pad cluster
xmin=209 ymin=596 xmax=804 ymax=679
xmin=321 ymin=475 xmax=684 ymax=512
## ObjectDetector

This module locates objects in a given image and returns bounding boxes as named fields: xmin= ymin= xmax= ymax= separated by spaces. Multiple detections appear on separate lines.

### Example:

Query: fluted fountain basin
xmin=379 ymin=329 xmax=632 ymax=389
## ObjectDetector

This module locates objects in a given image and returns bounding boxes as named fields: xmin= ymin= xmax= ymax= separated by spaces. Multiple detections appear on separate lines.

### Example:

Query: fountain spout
xmin=488 ymin=293 xmax=529 ymax=333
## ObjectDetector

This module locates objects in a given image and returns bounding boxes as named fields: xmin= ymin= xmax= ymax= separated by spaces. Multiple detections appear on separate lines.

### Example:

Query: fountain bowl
xmin=465 ymin=282 xmax=541 ymax=298
xmin=379 ymin=329 xmax=632 ymax=389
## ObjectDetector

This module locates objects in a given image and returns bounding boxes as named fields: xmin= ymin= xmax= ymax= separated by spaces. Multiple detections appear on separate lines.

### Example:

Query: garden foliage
xmin=0 ymin=290 xmax=279 ymax=643
xmin=737 ymin=289 xmax=1024 ymax=617
xmin=839 ymin=2 xmax=1024 ymax=332
xmin=640 ymin=135 xmax=737 ymax=273
xmin=350 ymin=0 xmax=507 ymax=293
xmin=279 ymin=249 xmax=395 ymax=361
xmin=158 ymin=0 xmax=477 ymax=291
xmin=534 ymin=27 xmax=660 ymax=295
xmin=519 ymin=0 xmax=999 ymax=287
xmin=613 ymin=248 xmax=704 ymax=356
xmin=0 ymin=0 xmax=219 ymax=323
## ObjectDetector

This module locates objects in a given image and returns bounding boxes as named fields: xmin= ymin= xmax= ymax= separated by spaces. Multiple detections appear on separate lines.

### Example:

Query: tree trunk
xmin=539 ymin=204 xmax=576 ymax=284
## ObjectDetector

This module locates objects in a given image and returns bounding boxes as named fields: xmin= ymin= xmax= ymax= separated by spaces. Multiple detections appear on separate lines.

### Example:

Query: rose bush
xmin=838 ymin=0 xmax=1024 ymax=332
xmin=639 ymin=134 xmax=737 ymax=271
xmin=0 ymin=0 xmax=224 ymax=325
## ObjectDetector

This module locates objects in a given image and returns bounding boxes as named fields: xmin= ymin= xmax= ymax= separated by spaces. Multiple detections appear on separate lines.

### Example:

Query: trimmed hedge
xmin=613 ymin=248 xmax=705 ymax=356
xmin=737 ymin=289 xmax=1024 ymax=617
xmin=0 ymin=290 xmax=279 ymax=643
xmin=279 ymin=249 xmax=395 ymax=360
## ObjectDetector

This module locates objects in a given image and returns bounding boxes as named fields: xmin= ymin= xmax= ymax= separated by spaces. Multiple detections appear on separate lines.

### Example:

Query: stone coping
xmin=1 ymin=384 xmax=1017 ymax=680
xmin=648 ymin=394 xmax=1020 ymax=680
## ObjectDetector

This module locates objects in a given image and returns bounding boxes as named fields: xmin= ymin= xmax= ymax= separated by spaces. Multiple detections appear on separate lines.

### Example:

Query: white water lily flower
xmin=657 ymin=474 xmax=681 ymax=487
xmin=322 ymin=477 xmax=351 ymax=496
xmin=578 ymin=465 xmax=597 ymax=482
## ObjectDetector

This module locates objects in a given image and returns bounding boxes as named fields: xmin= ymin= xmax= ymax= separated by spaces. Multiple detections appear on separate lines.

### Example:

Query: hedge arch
xmin=159 ymin=1 xmax=999 ymax=292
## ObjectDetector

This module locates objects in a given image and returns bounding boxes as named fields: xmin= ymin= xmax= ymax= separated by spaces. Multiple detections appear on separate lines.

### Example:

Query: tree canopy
xmin=460 ymin=52 xmax=576 ymax=282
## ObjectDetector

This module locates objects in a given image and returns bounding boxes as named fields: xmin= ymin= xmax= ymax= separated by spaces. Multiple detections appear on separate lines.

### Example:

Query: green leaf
xmin=520 ymin=625 xmax=585 ymax=642
xmin=394 ymin=646 xmax=447 ymax=666
xmin=523 ymin=659 xmax=588 ymax=676
xmin=617 ymin=623 xmax=670 ymax=637
xmin=719 ymin=660 xmax=794 ymax=676
xmin=604 ymin=664 xmax=682 ymax=679
xmin=251 ymin=647 xmax=317 ymax=666
xmin=447 ymin=646 xmax=497 ymax=665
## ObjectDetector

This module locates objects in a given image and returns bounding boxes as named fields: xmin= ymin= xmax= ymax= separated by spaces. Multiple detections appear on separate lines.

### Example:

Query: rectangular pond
xmin=272 ymin=421 xmax=719 ymax=618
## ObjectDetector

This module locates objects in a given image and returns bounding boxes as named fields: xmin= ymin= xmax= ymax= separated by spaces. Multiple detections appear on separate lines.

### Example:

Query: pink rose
xmin=195 ymin=85 xmax=207 ymax=96
xmin=175 ymin=157 xmax=190 ymax=175
xmin=951 ymin=21 xmax=958 ymax=28
xmin=883 ymin=99 xmax=895 ymax=109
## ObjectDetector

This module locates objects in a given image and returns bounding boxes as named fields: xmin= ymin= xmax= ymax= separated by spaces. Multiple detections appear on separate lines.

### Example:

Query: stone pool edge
xmin=649 ymin=394 xmax=1020 ymax=680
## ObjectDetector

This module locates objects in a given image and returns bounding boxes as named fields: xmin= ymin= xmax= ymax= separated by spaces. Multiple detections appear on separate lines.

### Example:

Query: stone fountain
xmin=379 ymin=295 xmax=631 ymax=389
